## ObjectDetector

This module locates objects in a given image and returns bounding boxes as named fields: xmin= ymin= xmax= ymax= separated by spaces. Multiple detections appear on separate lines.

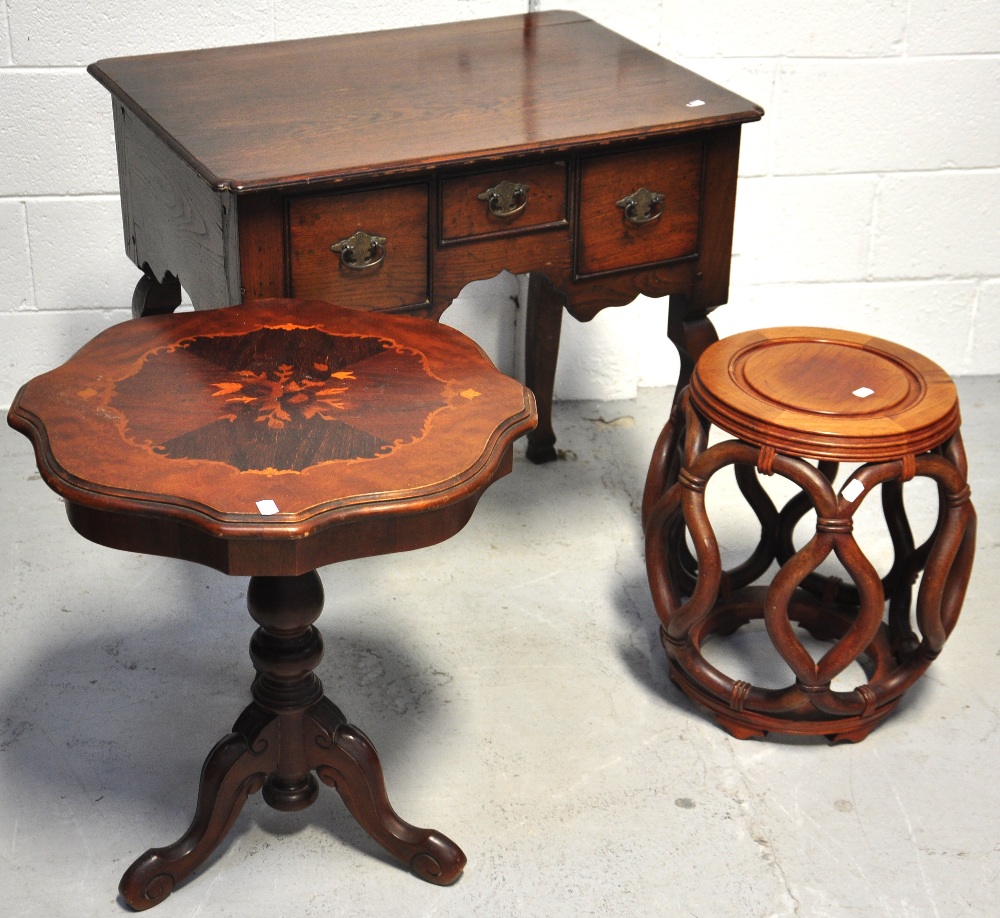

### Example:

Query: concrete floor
xmin=2 ymin=378 xmax=998 ymax=918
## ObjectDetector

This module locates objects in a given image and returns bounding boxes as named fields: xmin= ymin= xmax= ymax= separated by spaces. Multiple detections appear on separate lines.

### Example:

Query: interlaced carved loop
xmin=900 ymin=453 xmax=916 ymax=482
xmin=730 ymin=681 xmax=752 ymax=712
xmin=946 ymin=484 xmax=972 ymax=508
xmin=816 ymin=517 xmax=853 ymax=534
xmin=661 ymin=628 xmax=686 ymax=649
xmin=644 ymin=345 xmax=975 ymax=742
xmin=857 ymin=684 xmax=878 ymax=718
xmin=678 ymin=467 xmax=708 ymax=493
xmin=756 ymin=444 xmax=777 ymax=476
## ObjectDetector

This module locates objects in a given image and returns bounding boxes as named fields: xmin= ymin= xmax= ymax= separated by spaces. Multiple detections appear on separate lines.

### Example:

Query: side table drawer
xmin=576 ymin=142 xmax=703 ymax=277
xmin=440 ymin=162 xmax=567 ymax=242
xmin=289 ymin=184 xmax=429 ymax=311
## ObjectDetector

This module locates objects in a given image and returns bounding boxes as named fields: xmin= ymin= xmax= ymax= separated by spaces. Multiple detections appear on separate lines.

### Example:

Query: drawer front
xmin=289 ymin=184 xmax=429 ymax=311
xmin=441 ymin=162 xmax=567 ymax=242
xmin=576 ymin=142 xmax=703 ymax=277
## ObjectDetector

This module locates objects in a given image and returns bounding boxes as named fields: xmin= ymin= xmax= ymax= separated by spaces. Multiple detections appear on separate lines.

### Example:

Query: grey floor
xmin=2 ymin=379 xmax=998 ymax=918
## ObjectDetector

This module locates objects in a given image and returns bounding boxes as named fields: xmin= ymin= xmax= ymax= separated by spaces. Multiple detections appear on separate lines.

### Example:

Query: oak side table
xmin=88 ymin=10 xmax=762 ymax=462
xmin=8 ymin=297 xmax=536 ymax=909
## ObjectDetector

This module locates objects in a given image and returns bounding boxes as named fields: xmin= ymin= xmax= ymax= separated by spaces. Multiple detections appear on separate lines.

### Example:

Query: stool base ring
xmin=661 ymin=587 xmax=905 ymax=744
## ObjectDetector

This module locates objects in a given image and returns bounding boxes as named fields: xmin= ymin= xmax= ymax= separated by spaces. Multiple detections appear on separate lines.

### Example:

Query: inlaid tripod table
xmin=7 ymin=297 xmax=536 ymax=910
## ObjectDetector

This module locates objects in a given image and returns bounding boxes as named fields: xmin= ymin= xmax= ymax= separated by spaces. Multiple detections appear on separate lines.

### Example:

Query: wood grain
xmin=289 ymin=184 xmax=430 ymax=311
xmin=89 ymin=11 xmax=763 ymax=464
xmin=643 ymin=328 xmax=975 ymax=741
xmin=8 ymin=298 xmax=536 ymax=575
xmin=576 ymin=141 xmax=702 ymax=277
xmin=114 ymin=105 xmax=239 ymax=307
xmin=89 ymin=12 xmax=761 ymax=192
xmin=440 ymin=161 xmax=568 ymax=242
xmin=689 ymin=327 xmax=961 ymax=461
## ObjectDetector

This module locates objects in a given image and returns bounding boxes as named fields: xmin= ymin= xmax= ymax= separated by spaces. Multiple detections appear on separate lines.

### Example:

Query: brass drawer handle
xmin=616 ymin=188 xmax=665 ymax=225
xmin=477 ymin=180 xmax=529 ymax=218
xmin=331 ymin=230 xmax=387 ymax=270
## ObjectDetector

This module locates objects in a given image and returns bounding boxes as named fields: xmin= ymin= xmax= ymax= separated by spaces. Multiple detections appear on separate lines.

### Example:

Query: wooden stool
xmin=642 ymin=327 xmax=976 ymax=742
xmin=7 ymin=298 xmax=536 ymax=909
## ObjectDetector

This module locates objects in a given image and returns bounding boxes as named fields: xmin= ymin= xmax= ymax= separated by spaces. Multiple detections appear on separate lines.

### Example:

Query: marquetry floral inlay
xmin=210 ymin=365 xmax=356 ymax=429
xmin=110 ymin=326 xmax=450 ymax=473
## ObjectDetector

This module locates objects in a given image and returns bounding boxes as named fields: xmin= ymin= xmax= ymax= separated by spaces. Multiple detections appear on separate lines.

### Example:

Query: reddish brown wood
xmin=7 ymin=298 xmax=535 ymax=908
xmin=9 ymin=297 xmax=534 ymax=575
xmin=87 ymin=12 xmax=762 ymax=461
xmin=118 ymin=572 xmax=465 ymax=910
xmin=440 ymin=161 xmax=568 ymax=242
xmin=644 ymin=328 xmax=976 ymax=741
xmin=575 ymin=141 xmax=702 ymax=277
xmin=289 ymin=184 xmax=430 ymax=312
xmin=88 ymin=13 xmax=760 ymax=192
xmin=690 ymin=327 xmax=962 ymax=461
xmin=236 ymin=191 xmax=286 ymax=301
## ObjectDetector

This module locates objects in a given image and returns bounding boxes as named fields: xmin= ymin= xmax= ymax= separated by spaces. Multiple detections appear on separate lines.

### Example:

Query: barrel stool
xmin=642 ymin=327 xmax=976 ymax=742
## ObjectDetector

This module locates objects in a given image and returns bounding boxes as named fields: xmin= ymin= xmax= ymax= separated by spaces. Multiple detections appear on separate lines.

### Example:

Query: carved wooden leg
xmin=523 ymin=272 xmax=564 ymax=463
xmin=120 ymin=570 xmax=465 ymax=910
xmin=666 ymin=294 xmax=718 ymax=406
xmin=306 ymin=698 xmax=466 ymax=885
xmin=119 ymin=712 xmax=277 ymax=910
xmin=132 ymin=268 xmax=182 ymax=319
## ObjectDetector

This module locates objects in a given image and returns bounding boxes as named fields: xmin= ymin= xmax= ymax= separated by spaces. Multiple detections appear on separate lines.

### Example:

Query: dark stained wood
xmin=8 ymin=298 xmax=535 ymax=908
xmin=643 ymin=328 xmax=976 ymax=742
xmin=236 ymin=191 xmax=286 ymax=301
xmin=118 ymin=571 xmax=465 ymax=910
xmin=88 ymin=12 xmax=762 ymax=461
xmin=9 ymin=298 xmax=535 ymax=575
xmin=523 ymin=273 xmax=565 ymax=463
xmin=88 ymin=12 xmax=761 ymax=192
xmin=687 ymin=125 xmax=742 ymax=309
xmin=131 ymin=269 xmax=181 ymax=319
xmin=575 ymin=141 xmax=703 ymax=277
xmin=289 ymin=183 xmax=430 ymax=311
xmin=440 ymin=161 xmax=568 ymax=242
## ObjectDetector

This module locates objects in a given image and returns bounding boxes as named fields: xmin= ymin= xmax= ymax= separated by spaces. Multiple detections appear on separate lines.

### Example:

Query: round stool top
xmin=8 ymin=298 xmax=536 ymax=575
xmin=689 ymin=327 xmax=960 ymax=462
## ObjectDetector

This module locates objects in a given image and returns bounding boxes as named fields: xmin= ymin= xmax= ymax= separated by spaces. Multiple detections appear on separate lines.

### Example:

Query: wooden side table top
xmin=8 ymin=298 xmax=536 ymax=575
xmin=88 ymin=11 xmax=762 ymax=192
xmin=689 ymin=327 xmax=961 ymax=462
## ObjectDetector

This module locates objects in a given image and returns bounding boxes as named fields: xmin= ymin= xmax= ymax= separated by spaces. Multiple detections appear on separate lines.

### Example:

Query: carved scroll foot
xmin=118 ymin=721 xmax=273 ymax=911
xmin=308 ymin=699 xmax=466 ymax=885
xmin=120 ymin=571 xmax=465 ymax=909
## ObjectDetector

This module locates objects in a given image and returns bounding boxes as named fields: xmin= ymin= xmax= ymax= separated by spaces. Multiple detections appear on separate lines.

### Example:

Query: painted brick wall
xmin=2 ymin=0 xmax=997 ymax=406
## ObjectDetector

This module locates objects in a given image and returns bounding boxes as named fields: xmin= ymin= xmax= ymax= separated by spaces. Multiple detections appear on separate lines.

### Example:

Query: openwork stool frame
xmin=643 ymin=370 xmax=976 ymax=743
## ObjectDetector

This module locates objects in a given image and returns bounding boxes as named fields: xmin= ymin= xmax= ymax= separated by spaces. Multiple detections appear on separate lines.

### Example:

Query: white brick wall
xmin=648 ymin=0 xmax=1000 ymax=389
xmin=2 ymin=1 xmax=998 ymax=407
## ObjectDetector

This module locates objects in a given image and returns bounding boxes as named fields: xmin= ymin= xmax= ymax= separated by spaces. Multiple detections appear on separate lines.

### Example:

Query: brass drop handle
xmin=616 ymin=188 xmax=665 ymax=225
xmin=477 ymin=180 xmax=529 ymax=218
xmin=331 ymin=230 xmax=387 ymax=270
